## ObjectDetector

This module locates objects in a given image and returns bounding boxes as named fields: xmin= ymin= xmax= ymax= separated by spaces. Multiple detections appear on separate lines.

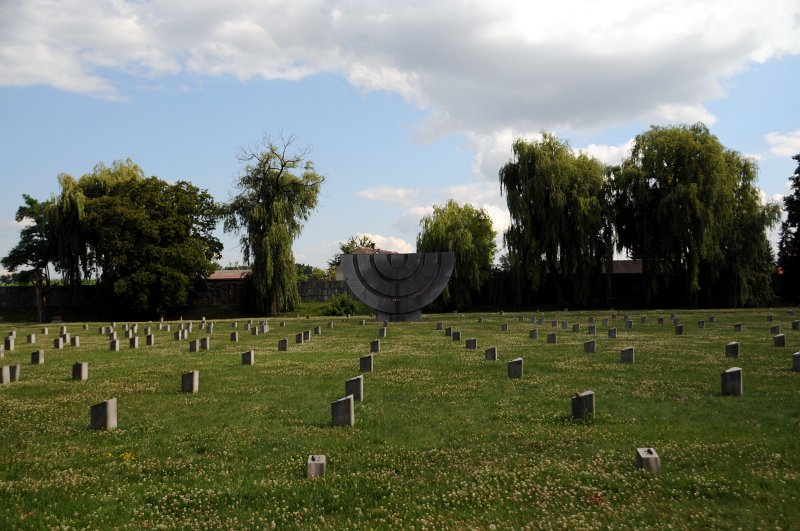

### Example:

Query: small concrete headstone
xmin=90 ymin=398 xmax=117 ymax=430
xmin=0 ymin=365 xmax=10 ymax=385
xmin=360 ymin=320 xmax=366 ymax=326
xmin=625 ymin=320 xmax=633 ymax=329
xmin=657 ymin=316 xmax=664 ymax=326
xmin=725 ymin=342 xmax=740 ymax=358
xmin=640 ymin=316 xmax=647 ymax=324
xmin=485 ymin=346 xmax=498 ymax=361
xmin=313 ymin=326 xmax=322 ymax=336
xmin=507 ymin=357 xmax=523 ymax=378
xmin=109 ymin=331 xmax=119 ymax=341
xmin=60 ymin=325 xmax=67 ymax=335
xmin=501 ymin=323 xmax=509 ymax=332
xmin=42 ymin=327 xmax=49 ymax=335
xmin=370 ymin=339 xmax=380 ymax=353
xmin=551 ymin=320 xmax=558 ymax=328
xmin=230 ymin=331 xmax=239 ymax=342
xmin=584 ymin=340 xmax=596 ymax=353
xmin=767 ymin=314 xmax=774 ymax=322
xmin=572 ymin=323 xmax=581 ymax=333
xmin=174 ymin=331 xmax=182 ymax=341
xmin=328 ymin=321 xmax=334 ymax=329
xmin=378 ymin=327 xmax=387 ymax=338
xmin=346 ymin=375 xmax=364 ymax=402
xmin=72 ymin=362 xmax=88 ymax=381
xmin=733 ymin=323 xmax=743 ymax=332
xmin=452 ymin=330 xmax=462 ymax=341
xmin=242 ymin=350 xmax=255 ymax=365
xmin=571 ymin=391 xmax=595 ymax=420
xmin=792 ymin=320 xmax=800 ymax=331
xmin=125 ymin=330 xmax=134 ymax=339
xmin=278 ymin=338 xmax=288 ymax=351
xmin=721 ymin=367 xmax=742 ymax=396
xmin=636 ymin=448 xmax=661 ymax=473
xmin=129 ymin=337 xmax=139 ymax=349
xmin=144 ymin=326 xmax=152 ymax=336
xmin=181 ymin=370 xmax=199 ymax=393
xmin=4 ymin=337 xmax=14 ymax=352
xmin=561 ymin=321 xmax=568 ymax=330
xmin=529 ymin=328 xmax=538 ymax=339
xmin=232 ymin=322 xmax=238 ymax=328
xmin=466 ymin=337 xmax=477 ymax=350
xmin=698 ymin=320 xmax=705 ymax=329
xmin=189 ymin=339 xmax=199 ymax=352
xmin=331 ymin=395 xmax=355 ymax=427
xmin=608 ymin=328 xmax=617 ymax=339
xmin=360 ymin=354 xmax=373 ymax=372
xmin=773 ymin=334 xmax=786 ymax=347
xmin=793 ymin=352 xmax=800 ymax=372
xmin=770 ymin=325 xmax=781 ymax=335
xmin=9 ymin=364 xmax=20 ymax=382
xmin=71 ymin=336 xmax=81 ymax=347
xmin=27 ymin=334 xmax=36 ymax=344
xmin=53 ymin=337 xmax=64 ymax=350
xmin=31 ymin=350 xmax=44 ymax=364
xmin=295 ymin=333 xmax=304 ymax=344
xmin=601 ymin=318 xmax=609 ymax=327
xmin=547 ymin=332 xmax=557 ymax=344
xmin=478 ymin=317 xmax=485 ymax=324
xmin=675 ymin=324 xmax=684 ymax=336
xmin=445 ymin=326 xmax=452 ymax=337
xmin=110 ymin=339 xmax=120 ymax=352
xmin=620 ymin=347 xmax=634 ymax=364
xmin=587 ymin=325 xmax=596 ymax=336
xmin=307 ymin=455 xmax=326 ymax=479
xmin=280 ymin=320 xmax=286 ymax=327
xmin=251 ymin=327 xmax=259 ymax=336
xmin=709 ymin=315 xmax=716 ymax=324
xmin=200 ymin=337 xmax=211 ymax=350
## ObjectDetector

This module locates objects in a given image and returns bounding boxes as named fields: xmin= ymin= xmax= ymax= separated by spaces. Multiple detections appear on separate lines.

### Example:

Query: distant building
xmin=334 ymin=246 xmax=399 ymax=281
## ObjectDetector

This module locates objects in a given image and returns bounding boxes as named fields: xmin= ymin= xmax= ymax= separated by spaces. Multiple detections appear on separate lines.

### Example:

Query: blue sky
xmin=1 ymin=1 xmax=799 ymax=273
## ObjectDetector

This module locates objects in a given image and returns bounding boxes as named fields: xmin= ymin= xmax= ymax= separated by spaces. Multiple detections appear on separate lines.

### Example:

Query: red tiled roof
xmin=208 ymin=270 xmax=251 ymax=281
xmin=352 ymin=246 xmax=399 ymax=255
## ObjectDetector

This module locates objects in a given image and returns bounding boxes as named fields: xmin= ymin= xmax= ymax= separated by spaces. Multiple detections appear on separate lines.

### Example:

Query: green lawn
xmin=1 ymin=309 xmax=798 ymax=529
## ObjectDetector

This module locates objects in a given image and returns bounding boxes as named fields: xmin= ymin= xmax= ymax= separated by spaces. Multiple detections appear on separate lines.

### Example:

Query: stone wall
xmin=0 ymin=285 xmax=101 ymax=309
xmin=298 ymin=280 xmax=354 ymax=302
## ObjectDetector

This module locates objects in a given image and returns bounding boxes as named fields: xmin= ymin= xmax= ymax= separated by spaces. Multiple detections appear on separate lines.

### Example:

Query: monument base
xmin=376 ymin=310 xmax=422 ymax=322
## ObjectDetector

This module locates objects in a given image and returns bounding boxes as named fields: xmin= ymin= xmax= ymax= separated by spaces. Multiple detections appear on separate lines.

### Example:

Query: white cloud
xmin=3 ymin=0 xmax=799 ymax=136
xmin=361 ymin=233 xmax=414 ymax=254
xmin=394 ymin=206 xmax=434 ymax=236
xmin=576 ymin=139 xmax=635 ymax=165
xmin=356 ymin=184 xmax=419 ymax=205
xmin=765 ymin=129 xmax=800 ymax=157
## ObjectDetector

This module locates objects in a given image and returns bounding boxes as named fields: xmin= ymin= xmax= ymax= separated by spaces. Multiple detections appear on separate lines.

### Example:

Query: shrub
xmin=324 ymin=293 xmax=357 ymax=316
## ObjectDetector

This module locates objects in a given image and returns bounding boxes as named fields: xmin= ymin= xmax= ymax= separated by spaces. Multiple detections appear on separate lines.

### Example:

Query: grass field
xmin=1 ymin=309 xmax=798 ymax=529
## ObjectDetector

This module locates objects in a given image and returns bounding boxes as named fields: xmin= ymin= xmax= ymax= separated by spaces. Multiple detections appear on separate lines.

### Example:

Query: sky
xmin=1 ymin=0 xmax=799 ymax=274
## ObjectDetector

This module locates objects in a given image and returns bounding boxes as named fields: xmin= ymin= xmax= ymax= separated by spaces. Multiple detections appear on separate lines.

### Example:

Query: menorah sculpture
xmin=340 ymin=252 xmax=455 ymax=321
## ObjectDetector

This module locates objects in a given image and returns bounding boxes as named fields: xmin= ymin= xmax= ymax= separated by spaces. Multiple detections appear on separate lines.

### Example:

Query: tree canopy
xmin=778 ymin=153 xmax=800 ymax=302
xmin=221 ymin=135 xmax=324 ymax=315
xmin=499 ymin=133 xmax=612 ymax=306
xmin=416 ymin=199 xmax=496 ymax=311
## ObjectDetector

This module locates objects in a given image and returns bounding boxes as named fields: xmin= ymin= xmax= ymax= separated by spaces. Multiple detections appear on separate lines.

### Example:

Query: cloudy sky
xmin=1 ymin=0 xmax=799 ymax=272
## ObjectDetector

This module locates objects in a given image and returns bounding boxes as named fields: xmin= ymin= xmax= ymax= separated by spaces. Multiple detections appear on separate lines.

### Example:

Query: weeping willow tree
xmin=46 ymin=174 xmax=90 ymax=287
xmin=416 ymin=199 xmax=496 ymax=311
xmin=499 ymin=133 xmax=612 ymax=306
xmin=222 ymin=134 xmax=324 ymax=315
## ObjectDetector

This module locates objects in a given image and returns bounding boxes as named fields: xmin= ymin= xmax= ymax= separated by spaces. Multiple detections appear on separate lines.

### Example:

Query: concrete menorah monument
xmin=341 ymin=252 xmax=455 ymax=321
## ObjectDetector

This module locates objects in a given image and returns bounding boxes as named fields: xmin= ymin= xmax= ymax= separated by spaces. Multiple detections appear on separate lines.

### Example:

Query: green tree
xmin=416 ymin=199 xmax=496 ymax=311
xmin=326 ymin=234 xmax=375 ymax=278
xmin=613 ymin=123 xmax=779 ymax=306
xmin=83 ymin=167 xmax=222 ymax=316
xmin=46 ymin=173 xmax=90 ymax=287
xmin=222 ymin=135 xmax=324 ymax=315
xmin=778 ymin=154 xmax=800 ymax=302
xmin=499 ymin=133 xmax=612 ymax=306
xmin=1 ymin=195 xmax=54 ymax=321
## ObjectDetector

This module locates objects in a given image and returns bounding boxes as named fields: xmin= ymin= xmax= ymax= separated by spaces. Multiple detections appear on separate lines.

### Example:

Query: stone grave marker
xmin=452 ymin=331 xmax=462 ymax=341
xmin=72 ymin=362 xmax=88 ymax=381
xmin=767 ymin=314 xmax=774 ymax=322
xmin=792 ymin=320 xmax=800 ymax=330
xmin=314 ymin=326 xmax=322 ymax=336
xmin=698 ymin=320 xmax=705 ymax=329
xmin=445 ymin=326 xmax=452 ymax=337
xmin=53 ymin=337 xmax=64 ymax=350
xmin=129 ymin=337 xmax=139 ymax=349
xmin=587 ymin=325 xmax=596 ymax=336
xmin=280 ymin=320 xmax=286 ymax=328
xmin=307 ymin=455 xmax=326 ymax=479
xmin=602 ymin=318 xmax=609 ymax=327
xmin=793 ymin=352 xmax=800 ymax=372
xmin=640 ymin=316 xmax=647 ymax=324
xmin=608 ymin=328 xmax=617 ymax=339
xmin=507 ymin=357 xmax=523 ymax=378
xmin=189 ymin=339 xmax=199 ymax=352
xmin=572 ymin=323 xmax=581 ymax=333
xmin=230 ymin=331 xmax=239 ymax=342
xmin=725 ymin=342 xmax=740 ymax=358
xmin=561 ymin=321 xmax=568 ymax=330
xmin=9 ymin=364 xmax=20 ymax=382
xmin=232 ymin=322 xmax=238 ymax=329
xmin=709 ymin=315 xmax=716 ymax=324
xmin=295 ymin=333 xmax=304 ymax=344
xmin=721 ymin=367 xmax=742 ymax=396
xmin=547 ymin=332 xmax=557 ymax=344
xmin=733 ymin=323 xmax=743 ymax=332
xmin=620 ymin=347 xmax=635 ymax=364
xmin=244 ymin=323 xmax=251 ymax=331
xmin=571 ymin=391 xmax=595 ymax=420
xmin=242 ymin=350 xmax=255 ymax=365
xmin=378 ymin=327 xmax=387 ymax=338
xmin=31 ymin=350 xmax=44 ymax=365
xmin=71 ymin=336 xmax=80 ymax=347
xmin=109 ymin=339 xmax=120 ymax=351
xmin=174 ymin=331 xmax=182 ymax=341
xmin=328 ymin=321 xmax=334 ymax=329
xmin=466 ymin=338 xmax=477 ymax=350
xmin=60 ymin=325 xmax=68 ymax=335
xmin=331 ymin=395 xmax=355 ymax=427
xmin=278 ymin=338 xmax=288 ymax=351
xmin=125 ymin=330 xmax=134 ymax=339
xmin=485 ymin=346 xmax=498 ymax=361
xmin=42 ymin=327 xmax=49 ymax=335
xmin=774 ymin=334 xmax=786 ymax=347
xmin=4 ymin=336 xmax=14 ymax=352
xmin=501 ymin=323 xmax=509 ymax=332
xmin=251 ymin=327 xmax=259 ymax=336
xmin=360 ymin=320 xmax=366 ymax=326
xmin=675 ymin=324 xmax=684 ymax=335
xmin=370 ymin=339 xmax=380 ymax=353
xmin=360 ymin=354 xmax=373 ymax=372
xmin=551 ymin=320 xmax=558 ymax=328
xmin=518 ymin=315 xmax=525 ymax=322
xmin=27 ymin=334 xmax=36 ymax=344
xmin=625 ymin=320 xmax=633 ymax=329
xmin=346 ymin=375 xmax=364 ymax=402
xmin=770 ymin=324 xmax=781 ymax=335
xmin=181 ymin=371 xmax=199 ymax=393
xmin=588 ymin=316 xmax=595 ymax=324
xmin=0 ymin=365 xmax=10 ymax=385
xmin=636 ymin=448 xmax=661 ymax=473
xmin=90 ymin=398 xmax=117 ymax=430
xmin=529 ymin=329 xmax=538 ymax=339
xmin=200 ymin=337 xmax=211 ymax=350
xmin=584 ymin=340 xmax=596 ymax=353
xmin=478 ymin=317 xmax=485 ymax=324
xmin=657 ymin=317 xmax=664 ymax=326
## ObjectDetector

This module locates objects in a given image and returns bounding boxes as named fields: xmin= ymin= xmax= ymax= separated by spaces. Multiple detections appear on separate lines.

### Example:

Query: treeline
xmin=421 ymin=124 xmax=792 ymax=310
